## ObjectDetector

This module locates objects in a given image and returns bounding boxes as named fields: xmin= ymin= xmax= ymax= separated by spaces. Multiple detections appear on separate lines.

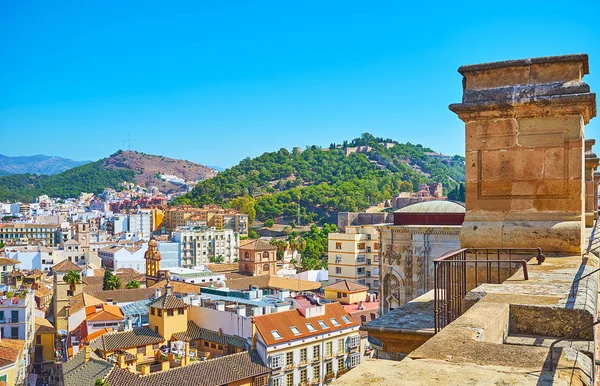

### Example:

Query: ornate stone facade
xmin=378 ymin=225 xmax=460 ymax=313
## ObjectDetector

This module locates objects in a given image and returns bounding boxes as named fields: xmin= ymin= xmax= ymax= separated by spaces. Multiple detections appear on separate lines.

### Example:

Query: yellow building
xmin=33 ymin=317 xmax=55 ymax=373
xmin=147 ymin=281 xmax=189 ymax=341
xmin=323 ymin=280 xmax=369 ymax=305
xmin=327 ymin=225 xmax=379 ymax=291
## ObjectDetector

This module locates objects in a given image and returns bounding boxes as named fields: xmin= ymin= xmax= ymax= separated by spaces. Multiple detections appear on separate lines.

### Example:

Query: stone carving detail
xmin=383 ymin=273 xmax=400 ymax=310
xmin=403 ymin=245 xmax=414 ymax=300
xmin=384 ymin=245 xmax=401 ymax=266
xmin=414 ymin=246 xmax=426 ymax=296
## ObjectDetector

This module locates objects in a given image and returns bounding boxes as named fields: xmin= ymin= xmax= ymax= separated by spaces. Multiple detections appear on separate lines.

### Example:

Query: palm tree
xmin=63 ymin=270 xmax=81 ymax=295
xmin=105 ymin=275 xmax=122 ymax=290
xmin=125 ymin=280 xmax=140 ymax=289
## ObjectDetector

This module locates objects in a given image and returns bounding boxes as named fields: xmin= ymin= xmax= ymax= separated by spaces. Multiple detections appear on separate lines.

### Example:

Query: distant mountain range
xmin=0 ymin=154 xmax=91 ymax=175
xmin=0 ymin=150 xmax=218 ymax=202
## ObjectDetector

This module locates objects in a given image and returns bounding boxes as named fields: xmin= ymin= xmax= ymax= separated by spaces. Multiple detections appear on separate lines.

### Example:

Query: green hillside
xmin=175 ymin=133 xmax=465 ymax=223
xmin=0 ymin=159 xmax=135 ymax=202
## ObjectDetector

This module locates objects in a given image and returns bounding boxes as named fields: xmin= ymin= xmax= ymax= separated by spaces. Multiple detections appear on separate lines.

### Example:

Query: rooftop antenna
xmin=128 ymin=133 xmax=131 ymax=151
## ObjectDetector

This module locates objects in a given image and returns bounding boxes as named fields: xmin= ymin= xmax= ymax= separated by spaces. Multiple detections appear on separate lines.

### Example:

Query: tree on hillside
xmin=229 ymin=195 xmax=256 ymax=225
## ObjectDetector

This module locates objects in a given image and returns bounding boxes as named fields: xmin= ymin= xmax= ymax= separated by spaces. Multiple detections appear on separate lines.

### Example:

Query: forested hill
xmin=175 ymin=133 xmax=465 ymax=223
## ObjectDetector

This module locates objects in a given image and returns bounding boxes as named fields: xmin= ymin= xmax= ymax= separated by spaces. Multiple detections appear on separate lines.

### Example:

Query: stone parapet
xmin=451 ymin=54 xmax=596 ymax=253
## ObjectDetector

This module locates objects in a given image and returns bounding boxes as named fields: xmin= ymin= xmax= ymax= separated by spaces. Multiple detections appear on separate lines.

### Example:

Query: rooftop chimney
xmin=155 ymin=288 xmax=161 ymax=298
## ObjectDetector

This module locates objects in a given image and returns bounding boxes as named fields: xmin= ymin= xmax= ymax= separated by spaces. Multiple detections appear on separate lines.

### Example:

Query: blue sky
xmin=1 ymin=1 xmax=599 ymax=168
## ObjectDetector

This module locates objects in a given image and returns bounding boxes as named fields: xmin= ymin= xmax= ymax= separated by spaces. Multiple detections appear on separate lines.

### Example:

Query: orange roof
xmin=253 ymin=303 xmax=359 ymax=346
xmin=86 ymin=304 xmax=124 ymax=322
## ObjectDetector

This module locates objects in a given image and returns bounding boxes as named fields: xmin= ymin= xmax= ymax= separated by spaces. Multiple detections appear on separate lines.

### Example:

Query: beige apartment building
xmin=163 ymin=206 xmax=249 ymax=235
xmin=327 ymin=225 xmax=379 ymax=292
xmin=0 ymin=223 xmax=62 ymax=247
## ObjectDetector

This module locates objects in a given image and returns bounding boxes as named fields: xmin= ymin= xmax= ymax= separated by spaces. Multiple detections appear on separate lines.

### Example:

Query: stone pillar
xmin=594 ymin=172 xmax=600 ymax=220
xmin=584 ymin=140 xmax=599 ymax=227
xmin=450 ymin=54 xmax=596 ymax=254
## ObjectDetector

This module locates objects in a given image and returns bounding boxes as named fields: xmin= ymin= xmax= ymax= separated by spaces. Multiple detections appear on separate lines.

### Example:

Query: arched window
xmin=244 ymin=264 xmax=249 ymax=272
xmin=263 ymin=264 xmax=270 ymax=272
xmin=263 ymin=251 xmax=269 ymax=259
xmin=245 ymin=251 xmax=250 ymax=259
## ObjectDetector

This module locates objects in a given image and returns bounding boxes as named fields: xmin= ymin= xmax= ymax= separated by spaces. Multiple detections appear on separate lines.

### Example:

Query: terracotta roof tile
xmin=85 ymin=287 xmax=157 ymax=304
xmin=253 ymin=302 xmax=359 ymax=346
xmin=323 ymin=279 xmax=369 ymax=292
xmin=171 ymin=321 xmax=248 ymax=349
xmin=148 ymin=293 xmax=188 ymax=310
xmin=0 ymin=339 xmax=25 ymax=363
xmin=104 ymin=350 xmax=269 ymax=386
xmin=225 ymin=274 xmax=321 ymax=292
xmin=238 ymin=239 xmax=277 ymax=251
xmin=204 ymin=263 xmax=239 ymax=273
xmin=53 ymin=260 xmax=83 ymax=272
xmin=151 ymin=280 xmax=202 ymax=295
xmin=35 ymin=317 xmax=55 ymax=334
xmin=0 ymin=258 xmax=20 ymax=266
xmin=62 ymin=349 xmax=113 ymax=386
xmin=91 ymin=327 xmax=164 ymax=352
xmin=86 ymin=304 xmax=124 ymax=322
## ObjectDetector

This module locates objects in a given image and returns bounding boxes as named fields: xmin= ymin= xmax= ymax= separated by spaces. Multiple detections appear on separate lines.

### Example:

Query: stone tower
xmin=144 ymin=237 xmax=161 ymax=286
xmin=450 ymin=54 xmax=596 ymax=254
xmin=75 ymin=222 xmax=90 ymax=252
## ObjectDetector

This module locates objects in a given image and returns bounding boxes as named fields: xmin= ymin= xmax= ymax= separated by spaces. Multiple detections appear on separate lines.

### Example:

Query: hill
xmin=175 ymin=133 xmax=465 ymax=223
xmin=0 ymin=151 xmax=217 ymax=202
xmin=0 ymin=154 xmax=91 ymax=175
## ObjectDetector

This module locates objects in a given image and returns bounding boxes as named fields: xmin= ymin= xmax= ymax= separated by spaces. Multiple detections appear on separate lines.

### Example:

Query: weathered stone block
xmin=465 ymin=66 xmax=530 ymax=90
xmin=529 ymin=62 xmax=583 ymax=84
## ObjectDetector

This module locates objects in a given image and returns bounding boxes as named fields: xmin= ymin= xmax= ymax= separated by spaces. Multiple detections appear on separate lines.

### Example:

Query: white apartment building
xmin=129 ymin=212 xmax=152 ymax=237
xmin=0 ymin=288 xmax=35 ymax=378
xmin=168 ymin=267 xmax=226 ymax=285
xmin=98 ymin=241 xmax=148 ymax=272
xmin=172 ymin=227 xmax=239 ymax=268
xmin=4 ymin=245 xmax=65 ymax=272
xmin=254 ymin=301 xmax=362 ymax=386
xmin=327 ymin=225 xmax=380 ymax=292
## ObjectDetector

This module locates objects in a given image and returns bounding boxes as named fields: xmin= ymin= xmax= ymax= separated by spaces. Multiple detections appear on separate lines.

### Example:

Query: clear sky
xmin=1 ymin=1 xmax=599 ymax=168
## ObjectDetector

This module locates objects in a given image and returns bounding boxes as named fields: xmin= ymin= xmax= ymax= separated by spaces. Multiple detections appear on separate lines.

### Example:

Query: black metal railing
xmin=548 ymin=318 xmax=599 ymax=385
xmin=434 ymin=248 xmax=543 ymax=333
xmin=570 ymin=267 xmax=600 ymax=298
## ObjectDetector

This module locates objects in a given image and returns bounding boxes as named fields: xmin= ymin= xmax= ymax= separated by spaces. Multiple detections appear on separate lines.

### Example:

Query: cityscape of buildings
xmin=0 ymin=53 xmax=598 ymax=386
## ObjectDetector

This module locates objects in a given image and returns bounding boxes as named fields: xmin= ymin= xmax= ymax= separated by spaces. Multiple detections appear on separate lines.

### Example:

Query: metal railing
xmin=570 ymin=267 xmax=600 ymax=298
xmin=434 ymin=248 xmax=544 ymax=333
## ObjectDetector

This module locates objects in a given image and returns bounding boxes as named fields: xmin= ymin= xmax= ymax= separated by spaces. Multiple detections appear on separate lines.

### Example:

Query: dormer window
xmin=341 ymin=315 xmax=351 ymax=324
xmin=290 ymin=326 xmax=301 ymax=336
xmin=306 ymin=323 xmax=316 ymax=332
xmin=330 ymin=318 xmax=340 ymax=327
xmin=271 ymin=330 xmax=282 ymax=339
xmin=318 ymin=320 xmax=328 ymax=329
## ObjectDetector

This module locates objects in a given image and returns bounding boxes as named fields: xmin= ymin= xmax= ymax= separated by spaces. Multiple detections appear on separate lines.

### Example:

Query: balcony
xmin=337 ymin=368 xmax=348 ymax=376
xmin=310 ymin=378 xmax=321 ymax=385
xmin=325 ymin=373 xmax=335 ymax=381
xmin=297 ymin=360 xmax=309 ymax=367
